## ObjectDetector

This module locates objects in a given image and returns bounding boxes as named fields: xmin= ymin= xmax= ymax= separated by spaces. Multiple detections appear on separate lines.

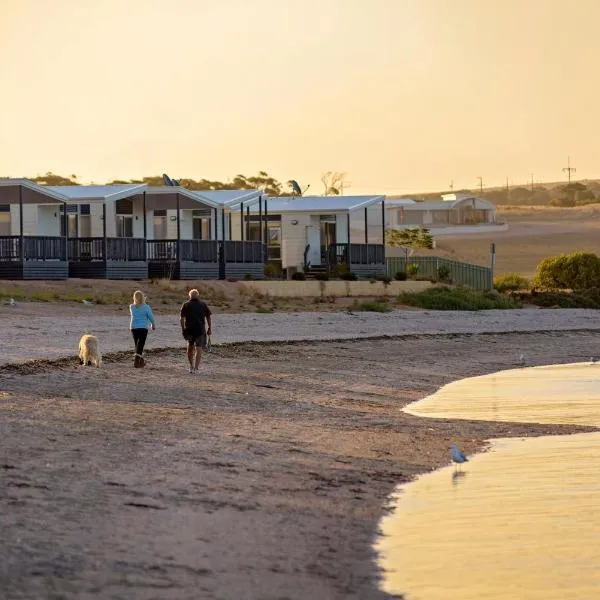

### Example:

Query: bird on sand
xmin=451 ymin=445 xmax=468 ymax=471
xmin=518 ymin=353 xmax=526 ymax=366
xmin=591 ymin=357 xmax=598 ymax=364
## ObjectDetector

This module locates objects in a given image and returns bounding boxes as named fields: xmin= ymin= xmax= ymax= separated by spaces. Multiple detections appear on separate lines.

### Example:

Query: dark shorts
xmin=184 ymin=329 xmax=207 ymax=348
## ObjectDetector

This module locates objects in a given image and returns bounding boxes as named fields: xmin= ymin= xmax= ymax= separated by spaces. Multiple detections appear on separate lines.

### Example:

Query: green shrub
xmin=291 ymin=271 xmax=306 ymax=280
xmin=314 ymin=273 xmax=330 ymax=281
xmin=533 ymin=252 xmax=600 ymax=290
xmin=437 ymin=264 xmax=452 ymax=283
xmin=330 ymin=263 xmax=350 ymax=278
xmin=264 ymin=262 xmax=282 ymax=279
xmin=394 ymin=271 xmax=407 ymax=281
xmin=340 ymin=272 xmax=358 ymax=281
xmin=494 ymin=273 xmax=529 ymax=293
xmin=375 ymin=274 xmax=392 ymax=284
xmin=243 ymin=273 xmax=254 ymax=280
xmin=398 ymin=286 xmax=522 ymax=311
xmin=513 ymin=288 xmax=600 ymax=309
xmin=355 ymin=300 xmax=392 ymax=312
xmin=407 ymin=263 xmax=419 ymax=277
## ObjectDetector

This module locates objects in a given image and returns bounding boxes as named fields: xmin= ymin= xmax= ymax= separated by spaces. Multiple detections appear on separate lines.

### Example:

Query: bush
xmin=340 ymin=272 xmax=358 ymax=281
xmin=533 ymin=252 xmax=600 ymax=290
xmin=354 ymin=300 xmax=392 ymax=312
xmin=398 ymin=286 xmax=522 ymax=311
xmin=394 ymin=271 xmax=407 ymax=281
xmin=512 ymin=288 xmax=600 ymax=309
xmin=407 ymin=263 xmax=419 ymax=278
xmin=264 ymin=262 xmax=282 ymax=279
xmin=291 ymin=272 xmax=306 ymax=281
xmin=314 ymin=273 xmax=330 ymax=281
xmin=375 ymin=274 xmax=392 ymax=284
xmin=331 ymin=263 xmax=350 ymax=278
xmin=494 ymin=273 xmax=529 ymax=293
xmin=243 ymin=273 xmax=254 ymax=280
xmin=437 ymin=264 xmax=452 ymax=283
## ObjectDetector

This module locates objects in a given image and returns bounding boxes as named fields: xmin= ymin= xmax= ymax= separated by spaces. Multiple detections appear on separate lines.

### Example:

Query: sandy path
xmin=2 ymin=304 xmax=600 ymax=365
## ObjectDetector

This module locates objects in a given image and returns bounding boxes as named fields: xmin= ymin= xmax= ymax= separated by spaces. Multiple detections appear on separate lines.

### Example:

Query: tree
xmin=31 ymin=172 xmax=79 ymax=186
xmin=320 ymin=171 xmax=348 ymax=196
xmin=386 ymin=227 xmax=434 ymax=249
xmin=533 ymin=252 xmax=600 ymax=290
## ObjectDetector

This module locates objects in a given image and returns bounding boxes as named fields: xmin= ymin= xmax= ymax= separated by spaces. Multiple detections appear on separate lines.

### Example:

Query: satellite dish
xmin=162 ymin=173 xmax=175 ymax=187
xmin=172 ymin=179 xmax=180 ymax=186
xmin=289 ymin=180 xmax=302 ymax=196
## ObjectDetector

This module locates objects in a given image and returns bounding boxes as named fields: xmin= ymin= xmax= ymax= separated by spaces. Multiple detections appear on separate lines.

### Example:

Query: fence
xmin=386 ymin=256 xmax=492 ymax=291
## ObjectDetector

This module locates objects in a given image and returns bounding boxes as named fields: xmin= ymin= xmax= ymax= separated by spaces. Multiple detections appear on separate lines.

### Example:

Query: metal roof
xmin=262 ymin=195 xmax=385 ymax=214
xmin=0 ymin=179 xmax=68 ymax=202
xmin=48 ymin=184 xmax=147 ymax=202
xmin=191 ymin=189 xmax=264 ymax=209
xmin=145 ymin=186 xmax=218 ymax=208
xmin=402 ymin=197 xmax=495 ymax=210
xmin=385 ymin=198 xmax=417 ymax=206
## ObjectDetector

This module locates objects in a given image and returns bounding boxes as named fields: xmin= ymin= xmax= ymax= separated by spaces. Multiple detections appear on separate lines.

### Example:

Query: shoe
xmin=134 ymin=354 xmax=144 ymax=368
xmin=188 ymin=366 xmax=194 ymax=374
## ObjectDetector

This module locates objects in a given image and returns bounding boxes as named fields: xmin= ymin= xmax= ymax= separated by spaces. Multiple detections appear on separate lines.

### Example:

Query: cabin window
xmin=0 ymin=205 xmax=9 ymax=236
xmin=117 ymin=215 xmax=133 ymax=238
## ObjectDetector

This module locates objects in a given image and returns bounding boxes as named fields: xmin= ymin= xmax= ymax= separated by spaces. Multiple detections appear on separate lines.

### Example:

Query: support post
xmin=142 ymin=191 xmax=147 ymax=261
xmin=381 ymin=198 xmax=386 ymax=248
xmin=240 ymin=202 xmax=245 ymax=263
xmin=364 ymin=206 xmax=368 ymax=244
xmin=19 ymin=185 xmax=24 ymax=261
xmin=102 ymin=202 xmax=107 ymax=264
xmin=258 ymin=195 xmax=263 ymax=244
xmin=176 ymin=192 xmax=181 ymax=262
xmin=63 ymin=202 xmax=68 ymax=263
xmin=213 ymin=207 xmax=218 ymax=240
xmin=263 ymin=198 xmax=268 ymax=261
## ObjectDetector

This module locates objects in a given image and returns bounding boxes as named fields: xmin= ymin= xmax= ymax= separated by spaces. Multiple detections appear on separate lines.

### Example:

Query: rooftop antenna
xmin=302 ymin=183 xmax=311 ymax=195
xmin=162 ymin=173 xmax=175 ymax=187
xmin=289 ymin=180 xmax=302 ymax=196
xmin=563 ymin=156 xmax=576 ymax=183
xmin=477 ymin=176 xmax=483 ymax=195
xmin=449 ymin=179 xmax=454 ymax=191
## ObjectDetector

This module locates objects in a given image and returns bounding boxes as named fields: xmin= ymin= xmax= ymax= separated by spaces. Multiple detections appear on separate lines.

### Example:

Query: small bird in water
xmin=451 ymin=445 xmax=468 ymax=471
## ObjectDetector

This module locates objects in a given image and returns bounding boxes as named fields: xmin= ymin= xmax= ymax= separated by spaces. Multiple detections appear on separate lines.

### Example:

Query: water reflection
xmin=377 ymin=363 xmax=600 ymax=600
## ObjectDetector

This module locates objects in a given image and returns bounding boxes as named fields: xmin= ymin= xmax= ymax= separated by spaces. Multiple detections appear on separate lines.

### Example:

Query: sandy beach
xmin=1 ymin=307 xmax=600 ymax=599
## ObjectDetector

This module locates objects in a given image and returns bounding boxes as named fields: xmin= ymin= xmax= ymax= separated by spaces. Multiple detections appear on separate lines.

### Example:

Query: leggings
xmin=131 ymin=328 xmax=148 ymax=355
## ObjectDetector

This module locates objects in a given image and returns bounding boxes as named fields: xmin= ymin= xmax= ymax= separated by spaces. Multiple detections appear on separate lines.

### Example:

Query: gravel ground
xmin=1 ymin=305 xmax=600 ymax=365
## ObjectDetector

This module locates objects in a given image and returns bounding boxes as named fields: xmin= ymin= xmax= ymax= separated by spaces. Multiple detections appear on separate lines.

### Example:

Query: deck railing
xmin=0 ymin=236 xmax=66 ymax=261
xmin=221 ymin=240 xmax=265 ymax=263
xmin=67 ymin=238 xmax=146 ymax=261
xmin=386 ymin=256 xmax=493 ymax=291
xmin=327 ymin=243 xmax=385 ymax=266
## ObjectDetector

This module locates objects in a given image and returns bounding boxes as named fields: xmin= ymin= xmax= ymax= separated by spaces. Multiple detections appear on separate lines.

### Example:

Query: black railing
xmin=180 ymin=240 xmax=218 ymax=262
xmin=67 ymin=238 xmax=146 ymax=261
xmin=221 ymin=241 xmax=266 ymax=263
xmin=146 ymin=240 xmax=177 ymax=261
xmin=147 ymin=239 xmax=220 ymax=263
xmin=0 ymin=236 xmax=66 ymax=261
xmin=328 ymin=243 xmax=385 ymax=266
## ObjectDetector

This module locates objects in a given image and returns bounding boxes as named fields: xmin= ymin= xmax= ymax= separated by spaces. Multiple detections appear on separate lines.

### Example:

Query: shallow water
xmin=376 ymin=363 xmax=600 ymax=599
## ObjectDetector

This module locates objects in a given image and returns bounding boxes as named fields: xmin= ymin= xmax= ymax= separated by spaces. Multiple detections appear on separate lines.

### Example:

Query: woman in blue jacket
xmin=130 ymin=290 xmax=156 ymax=368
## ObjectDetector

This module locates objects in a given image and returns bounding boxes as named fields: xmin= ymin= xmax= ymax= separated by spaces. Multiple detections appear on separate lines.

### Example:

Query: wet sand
xmin=1 ymin=329 xmax=599 ymax=599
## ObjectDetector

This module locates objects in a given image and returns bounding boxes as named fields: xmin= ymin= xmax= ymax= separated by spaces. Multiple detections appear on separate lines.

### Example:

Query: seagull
xmin=451 ymin=445 xmax=468 ymax=471
xmin=519 ymin=353 xmax=526 ymax=366
xmin=8 ymin=298 xmax=16 ymax=306
xmin=82 ymin=299 xmax=94 ymax=305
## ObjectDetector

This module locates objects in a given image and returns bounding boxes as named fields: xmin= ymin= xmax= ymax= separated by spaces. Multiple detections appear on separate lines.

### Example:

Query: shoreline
xmin=2 ymin=328 xmax=599 ymax=598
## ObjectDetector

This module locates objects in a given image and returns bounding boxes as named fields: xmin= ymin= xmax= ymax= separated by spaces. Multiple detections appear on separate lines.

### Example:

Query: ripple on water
xmin=376 ymin=363 xmax=600 ymax=600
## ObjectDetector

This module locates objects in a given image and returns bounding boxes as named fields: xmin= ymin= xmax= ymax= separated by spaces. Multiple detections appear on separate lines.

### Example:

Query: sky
xmin=1 ymin=0 xmax=599 ymax=195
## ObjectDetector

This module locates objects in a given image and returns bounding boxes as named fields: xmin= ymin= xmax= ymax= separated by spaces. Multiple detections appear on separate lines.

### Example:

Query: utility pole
xmin=506 ymin=177 xmax=510 ymax=202
xmin=449 ymin=179 xmax=454 ymax=191
xmin=477 ymin=176 xmax=483 ymax=195
xmin=339 ymin=179 xmax=351 ymax=196
xmin=530 ymin=173 xmax=534 ymax=192
xmin=563 ymin=156 xmax=576 ymax=183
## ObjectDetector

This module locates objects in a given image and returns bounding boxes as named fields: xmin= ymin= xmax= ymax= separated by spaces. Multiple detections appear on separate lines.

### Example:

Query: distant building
xmin=386 ymin=194 xmax=503 ymax=235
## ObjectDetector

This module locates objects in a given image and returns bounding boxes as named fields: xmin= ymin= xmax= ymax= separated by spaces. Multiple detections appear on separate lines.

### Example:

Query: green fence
xmin=386 ymin=256 xmax=493 ymax=291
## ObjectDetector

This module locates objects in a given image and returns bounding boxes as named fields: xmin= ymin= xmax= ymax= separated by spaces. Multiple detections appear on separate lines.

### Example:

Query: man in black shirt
xmin=180 ymin=288 xmax=212 ymax=373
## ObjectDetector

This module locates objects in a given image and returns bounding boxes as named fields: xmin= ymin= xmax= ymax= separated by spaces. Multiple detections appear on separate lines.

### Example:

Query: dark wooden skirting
xmin=350 ymin=263 xmax=386 ymax=277
xmin=179 ymin=262 xmax=220 ymax=280
xmin=224 ymin=262 xmax=264 ymax=280
xmin=0 ymin=261 xmax=68 ymax=280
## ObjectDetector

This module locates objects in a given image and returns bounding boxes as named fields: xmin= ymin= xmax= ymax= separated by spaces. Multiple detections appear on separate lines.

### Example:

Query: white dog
xmin=78 ymin=334 xmax=102 ymax=368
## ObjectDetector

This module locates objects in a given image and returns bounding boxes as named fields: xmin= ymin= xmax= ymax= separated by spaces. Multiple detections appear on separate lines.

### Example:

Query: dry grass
xmin=424 ymin=205 xmax=600 ymax=278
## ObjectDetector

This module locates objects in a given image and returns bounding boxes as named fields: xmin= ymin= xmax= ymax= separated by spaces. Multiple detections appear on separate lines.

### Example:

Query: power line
xmin=563 ymin=156 xmax=576 ymax=183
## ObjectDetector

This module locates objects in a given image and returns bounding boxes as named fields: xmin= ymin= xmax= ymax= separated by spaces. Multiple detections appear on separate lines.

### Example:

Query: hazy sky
xmin=1 ymin=0 xmax=599 ymax=195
